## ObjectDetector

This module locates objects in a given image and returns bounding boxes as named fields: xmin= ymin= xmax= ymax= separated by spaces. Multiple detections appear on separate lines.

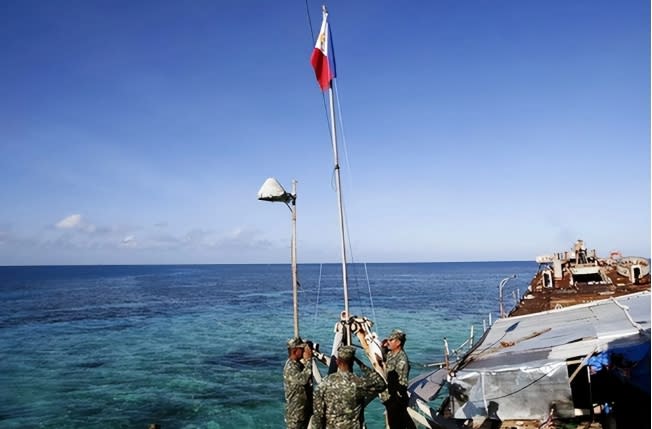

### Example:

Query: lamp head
xmin=257 ymin=177 xmax=294 ymax=203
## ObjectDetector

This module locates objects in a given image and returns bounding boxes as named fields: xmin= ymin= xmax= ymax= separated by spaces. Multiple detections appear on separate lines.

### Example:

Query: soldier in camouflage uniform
xmin=284 ymin=336 xmax=314 ymax=429
xmin=380 ymin=329 xmax=416 ymax=429
xmin=312 ymin=345 xmax=386 ymax=429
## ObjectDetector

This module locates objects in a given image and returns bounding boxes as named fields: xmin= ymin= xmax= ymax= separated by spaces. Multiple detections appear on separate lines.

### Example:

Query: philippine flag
xmin=310 ymin=12 xmax=335 ymax=91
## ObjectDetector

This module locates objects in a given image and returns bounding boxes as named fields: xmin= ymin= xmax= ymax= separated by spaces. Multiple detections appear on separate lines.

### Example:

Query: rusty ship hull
xmin=511 ymin=240 xmax=649 ymax=317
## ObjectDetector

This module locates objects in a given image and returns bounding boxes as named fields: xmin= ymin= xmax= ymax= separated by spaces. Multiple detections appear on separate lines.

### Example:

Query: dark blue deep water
xmin=0 ymin=262 xmax=536 ymax=428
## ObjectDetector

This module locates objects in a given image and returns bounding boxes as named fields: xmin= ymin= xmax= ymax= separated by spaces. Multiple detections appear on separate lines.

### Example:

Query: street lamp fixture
xmin=257 ymin=177 xmax=299 ymax=337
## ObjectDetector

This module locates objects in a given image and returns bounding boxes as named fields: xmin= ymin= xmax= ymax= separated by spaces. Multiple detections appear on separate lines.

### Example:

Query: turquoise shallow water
xmin=0 ymin=262 xmax=536 ymax=429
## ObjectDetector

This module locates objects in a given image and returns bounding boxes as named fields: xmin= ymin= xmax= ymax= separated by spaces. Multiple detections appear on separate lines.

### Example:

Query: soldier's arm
xmin=300 ymin=357 xmax=313 ymax=382
xmin=396 ymin=356 xmax=410 ymax=386
xmin=286 ymin=359 xmax=313 ymax=385
xmin=392 ymin=355 xmax=410 ymax=403
xmin=360 ymin=365 xmax=387 ymax=397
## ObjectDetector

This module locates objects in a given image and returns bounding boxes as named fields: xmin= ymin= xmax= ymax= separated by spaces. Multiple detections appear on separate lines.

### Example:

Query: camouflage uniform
xmin=380 ymin=330 xmax=415 ymax=429
xmin=312 ymin=347 xmax=386 ymax=429
xmin=284 ymin=339 xmax=313 ymax=429
xmin=380 ymin=348 xmax=410 ymax=403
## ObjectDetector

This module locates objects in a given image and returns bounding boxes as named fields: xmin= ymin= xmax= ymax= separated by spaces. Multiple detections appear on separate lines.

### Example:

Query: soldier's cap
xmin=388 ymin=329 xmax=406 ymax=342
xmin=337 ymin=345 xmax=356 ymax=362
xmin=287 ymin=336 xmax=307 ymax=349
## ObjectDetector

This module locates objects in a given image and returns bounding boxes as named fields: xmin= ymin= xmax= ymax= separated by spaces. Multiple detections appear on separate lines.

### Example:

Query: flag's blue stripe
xmin=329 ymin=25 xmax=337 ymax=79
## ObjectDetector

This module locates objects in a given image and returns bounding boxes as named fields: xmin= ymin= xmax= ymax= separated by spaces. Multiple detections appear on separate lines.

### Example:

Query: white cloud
xmin=2 ymin=215 xmax=282 ymax=263
xmin=225 ymin=226 xmax=256 ymax=241
xmin=56 ymin=214 xmax=83 ymax=229
xmin=121 ymin=235 xmax=137 ymax=247
xmin=55 ymin=214 xmax=97 ymax=233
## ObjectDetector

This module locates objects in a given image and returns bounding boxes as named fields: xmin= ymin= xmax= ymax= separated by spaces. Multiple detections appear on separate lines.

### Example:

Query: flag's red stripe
xmin=310 ymin=48 xmax=331 ymax=91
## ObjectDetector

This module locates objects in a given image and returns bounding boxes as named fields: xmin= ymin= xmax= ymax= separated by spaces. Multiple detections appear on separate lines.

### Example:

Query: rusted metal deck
xmin=509 ymin=241 xmax=650 ymax=317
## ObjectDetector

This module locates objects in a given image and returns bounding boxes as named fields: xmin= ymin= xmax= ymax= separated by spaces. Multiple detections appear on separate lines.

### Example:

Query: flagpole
xmin=328 ymin=82 xmax=350 ymax=345
xmin=312 ymin=6 xmax=351 ymax=345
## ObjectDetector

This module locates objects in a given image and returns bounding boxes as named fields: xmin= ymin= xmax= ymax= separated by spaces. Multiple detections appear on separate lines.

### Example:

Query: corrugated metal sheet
xmin=462 ymin=291 xmax=650 ymax=371
xmin=446 ymin=292 xmax=651 ymax=421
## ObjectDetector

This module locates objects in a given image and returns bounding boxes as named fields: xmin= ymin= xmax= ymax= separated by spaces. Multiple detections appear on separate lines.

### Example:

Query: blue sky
xmin=1 ymin=1 xmax=650 ymax=265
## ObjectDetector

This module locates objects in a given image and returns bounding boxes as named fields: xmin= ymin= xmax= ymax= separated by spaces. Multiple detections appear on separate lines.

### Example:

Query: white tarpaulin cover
xmin=431 ymin=292 xmax=650 ymax=421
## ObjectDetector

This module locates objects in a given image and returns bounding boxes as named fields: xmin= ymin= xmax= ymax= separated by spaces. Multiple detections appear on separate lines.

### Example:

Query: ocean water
xmin=0 ymin=262 xmax=536 ymax=429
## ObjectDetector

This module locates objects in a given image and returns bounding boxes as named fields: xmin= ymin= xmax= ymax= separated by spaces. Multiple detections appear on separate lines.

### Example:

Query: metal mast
xmin=323 ymin=5 xmax=350 ymax=344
